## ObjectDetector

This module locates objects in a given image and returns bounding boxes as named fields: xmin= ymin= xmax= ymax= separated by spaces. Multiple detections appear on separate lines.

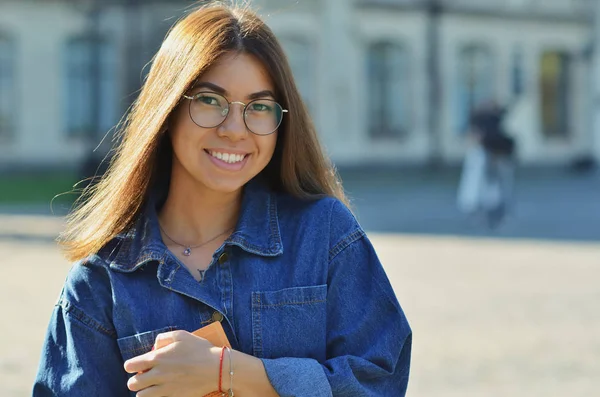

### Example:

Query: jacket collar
xmin=109 ymin=177 xmax=283 ymax=273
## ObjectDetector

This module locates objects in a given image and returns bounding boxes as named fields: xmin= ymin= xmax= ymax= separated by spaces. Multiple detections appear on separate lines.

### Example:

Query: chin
xmin=201 ymin=175 xmax=251 ymax=194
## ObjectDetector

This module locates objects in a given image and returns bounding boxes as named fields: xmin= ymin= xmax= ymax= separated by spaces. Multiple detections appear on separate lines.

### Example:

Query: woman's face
xmin=169 ymin=52 xmax=279 ymax=194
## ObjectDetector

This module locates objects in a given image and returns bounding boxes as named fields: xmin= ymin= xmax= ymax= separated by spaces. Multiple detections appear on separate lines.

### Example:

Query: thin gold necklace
xmin=159 ymin=223 xmax=233 ymax=257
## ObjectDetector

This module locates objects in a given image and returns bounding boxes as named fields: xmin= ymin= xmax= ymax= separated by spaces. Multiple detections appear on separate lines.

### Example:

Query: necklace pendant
xmin=183 ymin=247 xmax=192 ymax=256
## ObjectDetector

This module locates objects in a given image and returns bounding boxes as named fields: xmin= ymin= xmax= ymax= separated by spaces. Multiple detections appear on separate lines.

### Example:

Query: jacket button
xmin=212 ymin=311 xmax=224 ymax=322
xmin=218 ymin=252 xmax=228 ymax=264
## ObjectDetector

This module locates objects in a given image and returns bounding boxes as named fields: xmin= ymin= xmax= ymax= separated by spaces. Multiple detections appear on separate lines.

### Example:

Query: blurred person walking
xmin=457 ymin=101 xmax=516 ymax=228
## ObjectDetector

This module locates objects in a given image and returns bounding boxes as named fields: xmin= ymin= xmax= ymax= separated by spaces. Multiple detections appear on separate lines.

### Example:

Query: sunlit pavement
xmin=1 ymin=216 xmax=599 ymax=396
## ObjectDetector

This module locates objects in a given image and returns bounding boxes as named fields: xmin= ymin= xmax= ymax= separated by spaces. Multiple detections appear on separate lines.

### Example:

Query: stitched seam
xmin=60 ymin=299 xmax=116 ymax=337
xmin=106 ymin=239 xmax=124 ymax=265
xmin=166 ymin=264 xmax=179 ymax=286
xmin=114 ymin=236 xmax=131 ymax=265
xmin=110 ymin=254 xmax=162 ymax=273
xmin=121 ymin=344 xmax=153 ymax=355
xmin=251 ymin=292 xmax=263 ymax=357
xmin=119 ymin=326 xmax=177 ymax=354
xmin=226 ymin=194 xmax=281 ymax=256
xmin=226 ymin=255 xmax=236 ymax=334
xmin=269 ymin=193 xmax=281 ymax=249
xmin=259 ymin=295 xmax=263 ymax=355
xmin=225 ymin=193 xmax=281 ymax=257
xmin=227 ymin=237 xmax=275 ymax=255
xmin=261 ymin=299 xmax=326 ymax=308
xmin=328 ymin=229 xmax=365 ymax=262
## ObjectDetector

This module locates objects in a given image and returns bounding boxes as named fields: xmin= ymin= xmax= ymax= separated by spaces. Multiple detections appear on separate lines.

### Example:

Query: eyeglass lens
xmin=189 ymin=92 xmax=284 ymax=135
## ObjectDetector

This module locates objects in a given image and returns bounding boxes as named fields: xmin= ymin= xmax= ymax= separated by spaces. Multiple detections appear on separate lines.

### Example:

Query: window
xmin=367 ymin=41 xmax=411 ymax=139
xmin=539 ymin=51 xmax=571 ymax=138
xmin=279 ymin=37 xmax=314 ymax=111
xmin=456 ymin=44 xmax=495 ymax=134
xmin=64 ymin=36 xmax=117 ymax=138
xmin=0 ymin=34 xmax=15 ymax=140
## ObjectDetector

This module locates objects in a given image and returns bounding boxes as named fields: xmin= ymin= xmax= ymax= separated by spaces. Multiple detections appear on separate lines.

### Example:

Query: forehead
xmin=195 ymin=52 xmax=274 ymax=96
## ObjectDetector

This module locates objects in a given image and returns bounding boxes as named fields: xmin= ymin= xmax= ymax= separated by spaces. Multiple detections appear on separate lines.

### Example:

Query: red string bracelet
xmin=218 ymin=346 xmax=226 ymax=393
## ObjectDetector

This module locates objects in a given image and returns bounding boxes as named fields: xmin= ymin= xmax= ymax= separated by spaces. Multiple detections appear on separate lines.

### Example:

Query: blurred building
xmin=0 ymin=0 xmax=597 ymax=171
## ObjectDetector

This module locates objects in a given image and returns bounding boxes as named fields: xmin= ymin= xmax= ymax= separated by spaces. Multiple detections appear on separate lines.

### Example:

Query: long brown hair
xmin=59 ymin=1 xmax=348 ymax=262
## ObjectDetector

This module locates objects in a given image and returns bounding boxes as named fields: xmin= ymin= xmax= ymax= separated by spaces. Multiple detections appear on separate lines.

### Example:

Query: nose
xmin=217 ymin=102 xmax=248 ymax=141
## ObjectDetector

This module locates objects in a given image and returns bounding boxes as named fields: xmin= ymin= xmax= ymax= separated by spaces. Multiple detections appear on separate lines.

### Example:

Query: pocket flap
xmin=255 ymin=284 xmax=327 ymax=307
xmin=117 ymin=326 xmax=178 ymax=361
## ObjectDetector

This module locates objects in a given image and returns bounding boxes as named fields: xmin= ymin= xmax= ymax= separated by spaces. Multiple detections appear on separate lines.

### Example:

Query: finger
xmin=153 ymin=330 xmax=189 ymax=350
xmin=126 ymin=368 xmax=161 ymax=392
xmin=123 ymin=350 xmax=157 ymax=374
xmin=135 ymin=384 xmax=168 ymax=397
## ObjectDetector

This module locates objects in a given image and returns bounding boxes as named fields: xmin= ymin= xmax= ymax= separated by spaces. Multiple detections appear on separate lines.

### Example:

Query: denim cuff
xmin=260 ymin=357 xmax=332 ymax=397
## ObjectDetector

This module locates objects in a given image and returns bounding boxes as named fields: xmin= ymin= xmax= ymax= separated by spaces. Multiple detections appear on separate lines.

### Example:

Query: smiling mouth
xmin=205 ymin=149 xmax=249 ymax=164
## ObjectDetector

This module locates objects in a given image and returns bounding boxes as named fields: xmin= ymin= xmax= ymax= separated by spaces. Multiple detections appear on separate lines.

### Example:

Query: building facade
xmin=0 ymin=0 xmax=597 ymax=170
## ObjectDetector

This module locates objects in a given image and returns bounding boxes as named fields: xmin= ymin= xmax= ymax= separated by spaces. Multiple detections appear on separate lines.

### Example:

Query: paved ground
xmin=2 ymin=167 xmax=599 ymax=396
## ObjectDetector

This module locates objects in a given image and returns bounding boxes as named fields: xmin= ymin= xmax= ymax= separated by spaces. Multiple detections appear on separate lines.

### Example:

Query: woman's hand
xmin=124 ymin=330 xmax=221 ymax=397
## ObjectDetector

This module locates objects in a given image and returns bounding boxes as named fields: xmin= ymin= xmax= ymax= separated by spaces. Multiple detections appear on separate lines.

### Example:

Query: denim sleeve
xmin=33 ymin=261 xmax=130 ymax=397
xmin=261 ymin=201 xmax=412 ymax=397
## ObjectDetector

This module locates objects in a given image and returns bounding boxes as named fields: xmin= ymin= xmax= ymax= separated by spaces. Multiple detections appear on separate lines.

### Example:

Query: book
xmin=192 ymin=321 xmax=231 ymax=348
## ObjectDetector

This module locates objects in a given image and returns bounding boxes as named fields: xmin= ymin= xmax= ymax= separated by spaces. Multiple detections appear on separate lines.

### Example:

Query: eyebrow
xmin=193 ymin=81 xmax=276 ymax=100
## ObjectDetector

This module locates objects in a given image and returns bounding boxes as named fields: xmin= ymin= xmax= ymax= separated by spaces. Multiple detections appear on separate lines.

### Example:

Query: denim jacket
xmin=33 ymin=178 xmax=412 ymax=396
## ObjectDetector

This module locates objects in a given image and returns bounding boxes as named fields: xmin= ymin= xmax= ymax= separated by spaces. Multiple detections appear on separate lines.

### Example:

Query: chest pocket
xmin=251 ymin=284 xmax=327 ymax=360
xmin=117 ymin=326 xmax=178 ymax=362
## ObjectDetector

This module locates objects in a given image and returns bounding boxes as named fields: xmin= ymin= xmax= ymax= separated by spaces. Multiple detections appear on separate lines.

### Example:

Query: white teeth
xmin=209 ymin=151 xmax=246 ymax=164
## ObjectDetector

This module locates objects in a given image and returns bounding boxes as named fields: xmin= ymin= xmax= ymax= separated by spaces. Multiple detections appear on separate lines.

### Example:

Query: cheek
xmin=170 ymin=116 xmax=207 ymax=157
xmin=170 ymin=129 xmax=205 ymax=172
xmin=259 ymin=134 xmax=278 ymax=161
xmin=170 ymin=128 xmax=189 ymax=161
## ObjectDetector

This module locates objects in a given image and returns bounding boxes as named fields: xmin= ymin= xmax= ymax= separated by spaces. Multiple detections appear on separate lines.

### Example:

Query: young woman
xmin=33 ymin=3 xmax=411 ymax=396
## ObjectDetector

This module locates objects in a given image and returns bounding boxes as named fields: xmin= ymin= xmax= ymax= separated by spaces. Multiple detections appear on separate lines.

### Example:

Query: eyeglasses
xmin=182 ymin=91 xmax=288 ymax=136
